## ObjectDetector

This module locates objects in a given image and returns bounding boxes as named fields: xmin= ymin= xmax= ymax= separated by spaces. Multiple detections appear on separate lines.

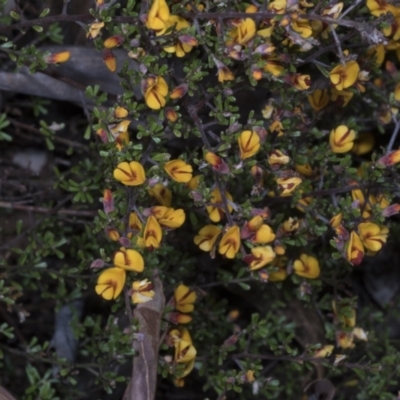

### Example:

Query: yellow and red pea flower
xmin=131 ymin=279 xmax=155 ymax=304
xmin=218 ymin=225 xmax=241 ymax=259
xmin=113 ymin=161 xmax=146 ymax=186
xmin=293 ymin=254 xmax=320 ymax=279
xmin=164 ymin=160 xmax=193 ymax=183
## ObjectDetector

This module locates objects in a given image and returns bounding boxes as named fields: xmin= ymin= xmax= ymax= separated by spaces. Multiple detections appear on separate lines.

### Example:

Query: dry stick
xmin=123 ymin=271 xmax=165 ymax=400
xmin=329 ymin=24 xmax=345 ymax=65
xmin=0 ymin=201 xmax=97 ymax=217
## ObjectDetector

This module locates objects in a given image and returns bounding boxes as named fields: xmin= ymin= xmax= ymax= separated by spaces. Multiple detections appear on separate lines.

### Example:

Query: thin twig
xmin=386 ymin=118 xmax=400 ymax=153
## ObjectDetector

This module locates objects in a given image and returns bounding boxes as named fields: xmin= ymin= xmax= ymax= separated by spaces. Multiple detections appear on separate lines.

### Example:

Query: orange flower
xmin=164 ymin=160 xmax=193 ymax=183
xmin=143 ymin=216 xmax=163 ymax=250
xmin=95 ymin=267 xmax=126 ymax=300
xmin=143 ymin=76 xmax=168 ymax=110
xmin=329 ymin=125 xmax=356 ymax=153
xmin=113 ymin=161 xmax=146 ymax=186
xmin=218 ymin=226 xmax=241 ymax=259
xmin=44 ymin=51 xmax=70 ymax=64
xmin=293 ymin=254 xmax=320 ymax=279
xmin=330 ymin=61 xmax=360 ymax=90
xmin=170 ymin=84 xmax=188 ymax=100
xmin=103 ymin=35 xmax=124 ymax=48
xmin=346 ymin=231 xmax=364 ymax=265
xmin=377 ymin=150 xmax=400 ymax=166
xmin=238 ymin=130 xmax=260 ymax=160
xmin=204 ymin=152 xmax=229 ymax=174
xmin=194 ymin=225 xmax=222 ymax=252
xmin=113 ymin=247 xmax=144 ymax=272
xmin=206 ymin=188 xmax=233 ymax=222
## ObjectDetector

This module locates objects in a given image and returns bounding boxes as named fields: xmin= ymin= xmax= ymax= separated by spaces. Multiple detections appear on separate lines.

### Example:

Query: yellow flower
xmin=114 ymin=106 xmax=129 ymax=119
xmin=194 ymin=225 xmax=222 ymax=252
xmin=170 ymin=84 xmax=188 ymax=99
xmin=226 ymin=18 xmax=256 ymax=46
xmin=103 ymin=49 xmax=117 ymax=72
xmin=352 ymin=132 xmax=375 ymax=155
xmin=366 ymin=0 xmax=399 ymax=16
xmin=106 ymin=227 xmax=120 ymax=241
xmin=169 ymin=312 xmax=193 ymax=324
xmin=145 ymin=0 xmax=170 ymax=31
xmin=113 ymin=247 xmax=144 ymax=272
xmin=282 ymin=218 xmax=299 ymax=233
xmin=330 ymin=213 xmax=343 ymax=228
xmin=247 ymin=246 xmax=276 ymax=271
xmin=87 ymin=21 xmax=104 ymax=39
xmin=164 ymin=160 xmax=193 ymax=183
xmin=127 ymin=212 xmax=143 ymax=238
xmin=175 ymin=339 xmax=197 ymax=363
xmin=251 ymin=224 xmax=276 ymax=244
xmin=288 ymin=73 xmax=311 ymax=90
xmin=276 ymin=177 xmax=302 ymax=196
xmin=263 ymin=57 xmax=284 ymax=76
xmin=218 ymin=66 xmax=235 ymax=82
xmin=295 ymin=163 xmax=313 ymax=176
xmin=358 ymin=223 xmax=388 ymax=252
xmin=131 ymin=279 xmax=155 ymax=304
xmin=268 ymin=150 xmax=290 ymax=166
xmin=346 ymin=231 xmax=364 ymax=266
xmin=367 ymin=44 xmax=386 ymax=67
xmin=293 ymin=254 xmax=320 ymax=279
xmin=268 ymin=0 xmax=287 ymax=13
xmin=313 ymin=345 xmax=334 ymax=358
xmin=330 ymin=61 xmax=360 ymax=90
xmin=95 ymin=267 xmax=126 ymax=300
xmin=336 ymin=331 xmax=354 ymax=349
xmin=395 ymin=82 xmax=400 ymax=101
xmin=291 ymin=18 xmax=313 ymax=38
xmin=110 ymin=120 xmax=131 ymax=137
xmin=166 ymin=107 xmax=178 ymax=122
xmin=330 ymin=88 xmax=353 ymax=108
xmin=162 ymin=16 xmax=197 ymax=57
xmin=148 ymin=183 xmax=172 ymax=206
xmin=174 ymin=284 xmax=196 ymax=313
xmin=238 ymin=130 xmax=260 ymax=160
xmin=269 ymin=120 xmax=284 ymax=136
xmin=329 ymin=125 xmax=356 ymax=153
xmin=113 ymin=161 xmax=146 ymax=186
xmin=187 ymin=175 xmax=201 ymax=190
xmin=157 ymin=208 xmax=186 ymax=229
xmin=268 ymin=257 xmax=288 ymax=282
xmin=143 ymin=215 xmax=163 ymax=250
xmin=218 ymin=226 xmax=241 ymax=259
xmin=115 ymin=130 xmax=129 ymax=151
xmin=143 ymin=76 xmax=168 ymax=110
xmin=308 ymin=89 xmax=329 ymax=112
xmin=206 ymin=188 xmax=233 ymax=222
